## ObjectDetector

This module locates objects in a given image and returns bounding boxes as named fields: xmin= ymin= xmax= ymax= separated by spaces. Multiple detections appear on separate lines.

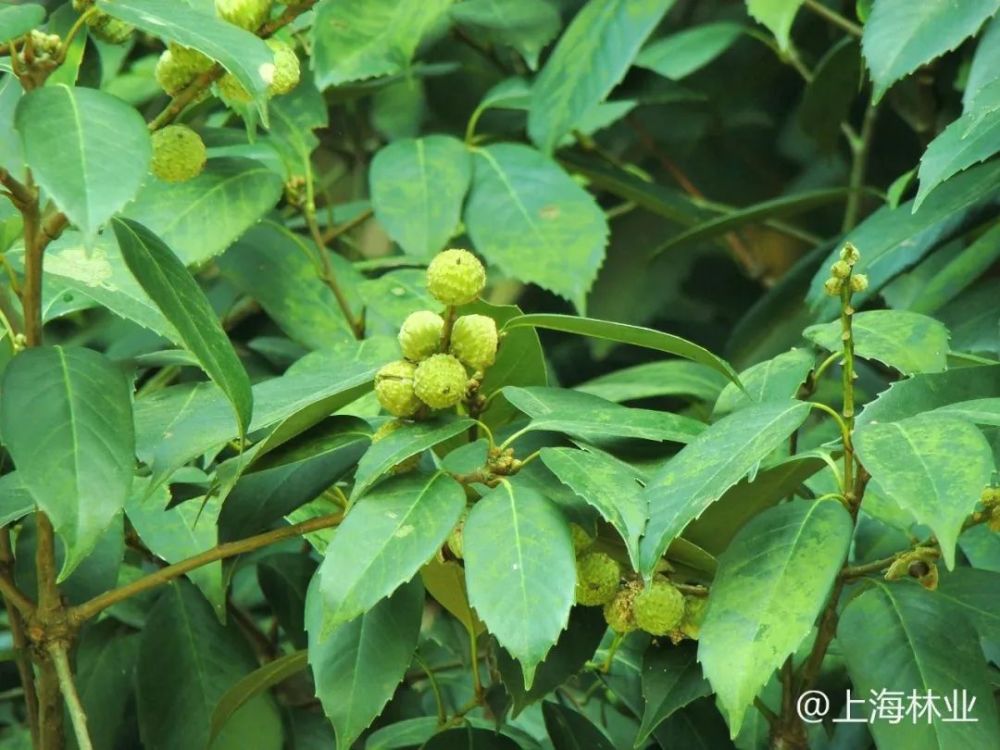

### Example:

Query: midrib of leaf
xmin=56 ymin=347 xmax=83 ymax=531
xmin=474 ymin=148 xmax=552 ymax=249
xmin=504 ymin=482 xmax=531 ymax=638
xmin=63 ymin=86 xmax=91 ymax=227
xmin=415 ymin=138 xmax=430 ymax=253
xmin=889 ymin=421 xmax=945 ymax=515
xmin=881 ymin=586 xmax=947 ymax=748
xmin=173 ymin=586 xmax=213 ymax=725
xmin=152 ymin=166 xmax=273 ymax=240
xmin=543 ymin=1 xmax=617 ymax=123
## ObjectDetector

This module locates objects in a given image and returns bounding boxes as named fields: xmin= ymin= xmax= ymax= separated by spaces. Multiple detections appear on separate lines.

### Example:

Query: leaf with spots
xmin=699 ymin=500 xmax=852 ymax=736
xmin=465 ymin=143 xmax=608 ymax=313
xmin=370 ymin=135 xmax=472 ymax=260
xmin=464 ymin=481 xmax=576 ymax=688
xmin=317 ymin=472 xmax=465 ymax=629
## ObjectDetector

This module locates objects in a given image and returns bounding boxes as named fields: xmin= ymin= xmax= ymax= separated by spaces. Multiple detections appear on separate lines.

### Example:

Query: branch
xmin=803 ymin=0 xmax=863 ymax=37
xmin=50 ymin=643 xmax=93 ymax=750
xmin=69 ymin=512 xmax=343 ymax=623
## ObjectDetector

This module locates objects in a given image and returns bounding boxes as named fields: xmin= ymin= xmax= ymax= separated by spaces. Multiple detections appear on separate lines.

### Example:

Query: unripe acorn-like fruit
xmin=169 ymin=43 xmax=214 ymax=76
xmin=849 ymin=274 xmax=869 ymax=293
xmin=633 ymin=579 xmax=685 ymax=636
xmin=399 ymin=310 xmax=444 ymax=361
xmin=375 ymin=360 xmax=422 ymax=417
xmin=603 ymin=583 xmax=638 ymax=634
xmin=570 ymin=523 xmax=594 ymax=553
xmin=150 ymin=125 xmax=207 ymax=184
xmin=215 ymin=0 xmax=272 ymax=31
xmin=427 ymin=249 xmax=486 ymax=306
xmin=450 ymin=314 xmax=498 ymax=371
xmin=266 ymin=39 xmax=300 ymax=95
xmin=87 ymin=11 xmax=134 ymax=44
xmin=830 ymin=260 xmax=851 ymax=279
xmin=155 ymin=51 xmax=196 ymax=96
xmin=414 ymin=354 xmax=467 ymax=409
xmin=217 ymin=73 xmax=254 ymax=104
xmin=575 ymin=552 xmax=620 ymax=606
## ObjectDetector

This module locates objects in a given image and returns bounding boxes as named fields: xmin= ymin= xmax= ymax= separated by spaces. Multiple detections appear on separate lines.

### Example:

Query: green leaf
xmin=541 ymin=446 xmax=647 ymax=568
xmin=465 ymin=143 xmax=608 ymax=312
xmin=527 ymin=0 xmax=675 ymax=152
xmin=637 ymin=642 xmax=712 ymax=746
xmin=122 ymin=157 xmax=284 ymax=265
xmin=258 ymin=554 xmax=315 ymax=649
xmin=543 ymin=701 xmax=616 ymax=750
xmin=649 ymin=188 xmax=850 ymax=258
xmin=113 ymin=217 xmax=253 ymax=436
xmin=857 ymin=364 xmax=1000 ymax=426
xmin=0 ymin=346 xmax=133 ymax=577
xmin=424 ymin=728 xmax=521 ymax=750
xmin=639 ymin=400 xmax=811 ymax=575
xmin=134 ymin=348 xmax=378 ymax=492
xmin=839 ymin=582 xmax=1000 ymax=750
xmin=217 ymin=220 xmax=357 ymax=348
xmin=126 ymin=484 xmax=224 ymax=614
xmin=496 ymin=607 xmax=607 ymax=716
xmin=804 ymin=310 xmax=950 ymax=375
xmin=220 ymin=417 xmax=370 ymax=541
xmin=75 ymin=621 xmax=140 ymax=750
xmin=505 ymin=386 xmax=704 ymax=444
xmin=210 ymin=651 xmax=309 ymax=746
xmin=714 ymin=347 xmax=814 ymax=416
xmin=0 ymin=472 xmax=35 ymax=528
xmin=421 ymin=556 xmax=485 ymax=637
xmin=576 ymin=360 xmax=729 ymax=404
xmin=854 ymin=415 xmax=994 ymax=568
xmin=96 ymin=0 xmax=273 ymax=115
xmin=965 ymin=14 xmax=1000 ymax=106
xmin=351 ymin=417 xmax=474 ymax=500
xmin=636 ymin=22 xmax=745 ymax=80
xmin=799 ymin=39 xmax=862 ymax=152
xmin=369 ymin=136 xmax=472 ymax=260
xmin=449 ymin=0 xmax=562 ymax=70
xmin=916 ymin=80 xmax=1000 ymax=209
xmin=14 ymin=85 xmax=150 ymax=239
xmin=807 ymin=160 xmax=1000 ymax=316
xmin=699 ymin=500 xmax=852 ymax=735
xmin=0 ymin=4 xmax=45 ymax=45
xmin=746 ymin=0 xmax=805 ymax=51
xmin=317 ymin=472 xmax=465 ymax=628
xmin=861 ymin=0 xmax=1000 ymax=102
xmin=311 ymin=0 xmax=453 ymax=89
xmin=136 ymin=581 xmax=283 ymax=750
xmin=936 ymin=568 xmax=1000 ymax=642
xmin=925 ymin=398 xmax=1000 ymax=426
xmin=306 ymin=575 xmax=424 ymax=750
xmin=464 ymin=481 xmax=575 ymax=687
xmin=502 ymin=313 xmax=742 ymax=387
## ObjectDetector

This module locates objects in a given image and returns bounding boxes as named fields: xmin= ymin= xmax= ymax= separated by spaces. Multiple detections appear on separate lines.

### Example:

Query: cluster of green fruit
xmin=980 ymin=485 xmax=1000 ymax=532
xmin=823 ymin=242 xmax=868 ymax=296
xmin=374 ymin=249 xmax=499 ymax=418
xmin=573 ymin=527 xmax=706 ymax=640
xmin=73 ymin=1 xmax=302 ymax=185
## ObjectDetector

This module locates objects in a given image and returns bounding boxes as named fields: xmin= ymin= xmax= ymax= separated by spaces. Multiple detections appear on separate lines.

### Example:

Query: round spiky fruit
xmin=633 ymin=579 xmax=685 ymax=636
xmin=399 ymin=310 xmax=444 ymax=361
xmin=575 ymin=552 xmax=620 ymax=606
xmin=678 ymin=595 xmax=708 ymax=640
xmin=266 ymin=39 xmax=300 ymax=95
xmin=215 ymin=0 xmax=271 ymax=31
xmin=375 ymin=360 xmax=422 ymax=417
xmin=155 ymin=51 xmax=197 ymax=95
xmin=603 ymin=584 xmax=638 ymax=634
xmin=150 ymin=125 xmax=207 ymax=184
xmin=168 ymin=43 xmax=214 ymax=75
xmin=830 ymin=260 xmax=851 ymax=279
xmin=87 ymin=12 xmax=134 ymax=44
xmin=217 ymin=72 xmax=253 ymax=104
xmin=414 ymin=354 xmax=467 ymax=409
xmin=570 ymin=523 xmax=594 ymax=554
xmin=823 ymin=277 xmax=843 ymax=296
xmin=447 ymin=515 xmax=465 ymax=559
xmin=426 ymin=249 xmax=486 ymax=306
xmin=450 ymin=314 xmax=498 ymax=371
